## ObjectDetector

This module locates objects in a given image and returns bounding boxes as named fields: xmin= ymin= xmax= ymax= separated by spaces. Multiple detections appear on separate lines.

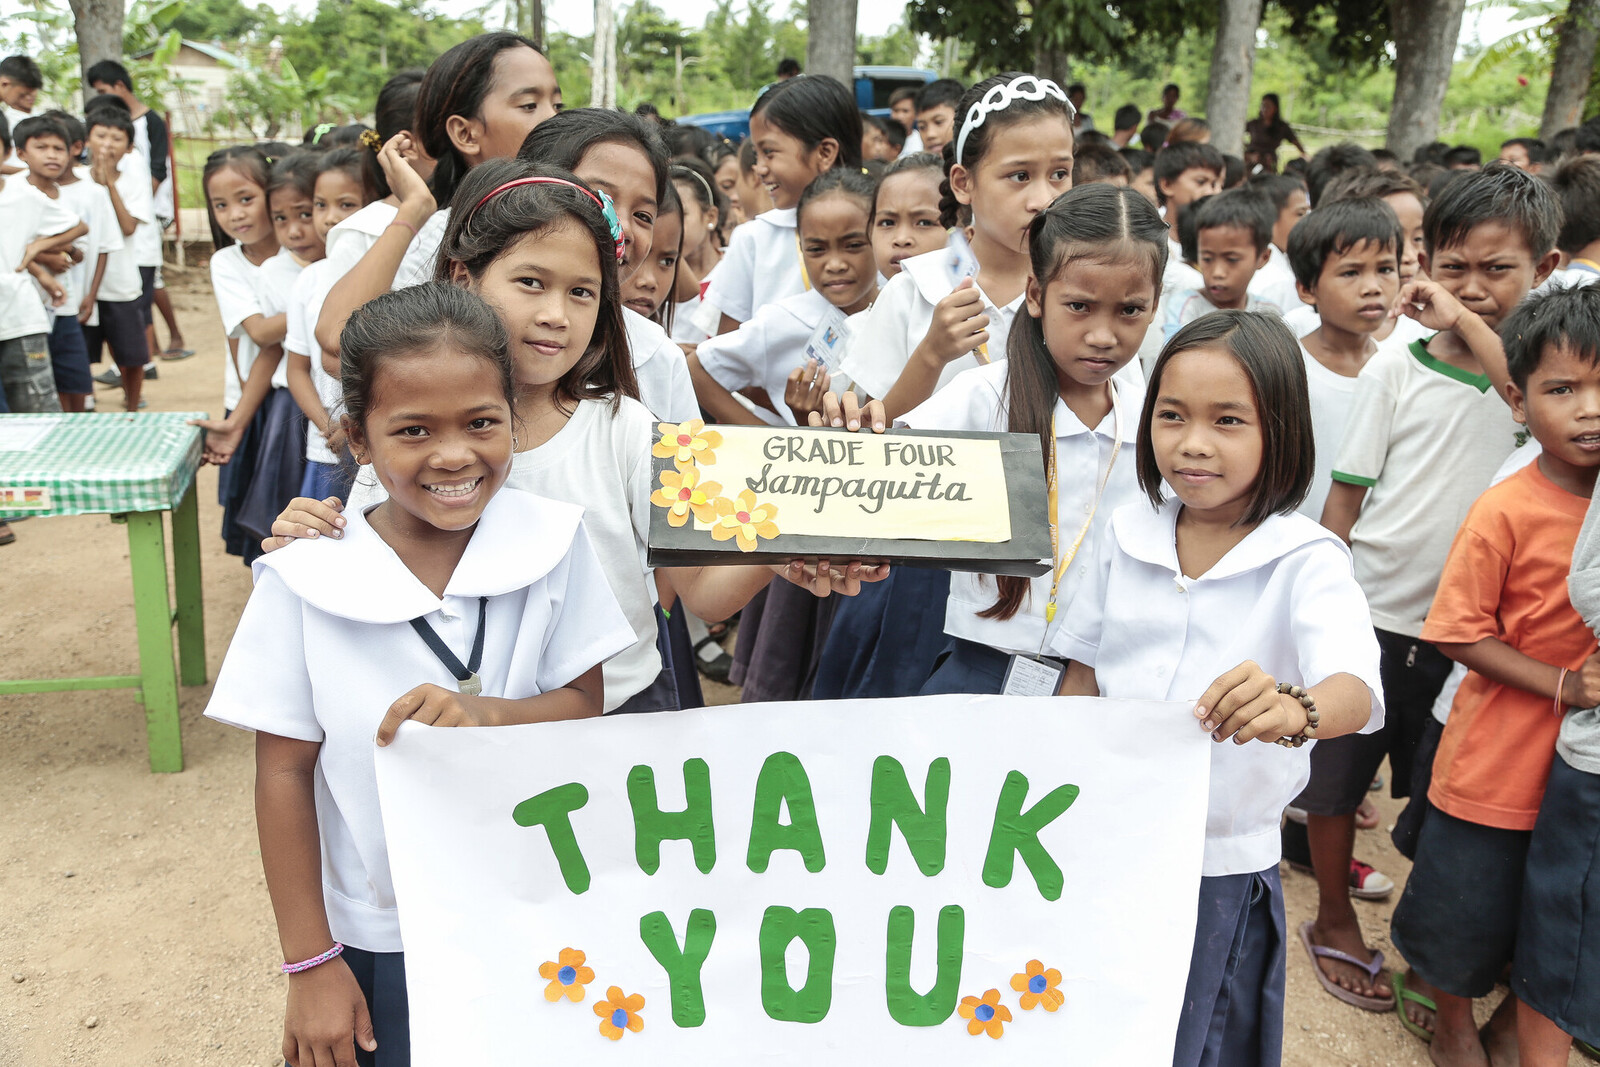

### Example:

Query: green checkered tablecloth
xmin=0 ymin=412 xmax=205 ymax=517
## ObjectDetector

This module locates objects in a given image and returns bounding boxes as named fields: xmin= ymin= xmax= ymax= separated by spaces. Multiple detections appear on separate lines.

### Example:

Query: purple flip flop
xmin=1297 ymin=919 xmax=1395 ymax=1012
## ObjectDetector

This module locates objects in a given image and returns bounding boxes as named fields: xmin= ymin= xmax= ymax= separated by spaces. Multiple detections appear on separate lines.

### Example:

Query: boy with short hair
xmin=913 ymin=78 xmax=964 ymax=157
xmin=1154 ymin=141 xmax=1224 ymax=258
xmin=1160 ymin=187 xmax=1276 ymax=341
xmin=1392 ymin=281 xmax=1600 ymax=1065
xmin=1071 ymin=141 xmax=1131 ymax=186
xmin=1246 ymin=172 xmax=1311 ymax=313
xmin=0 ymin=114 xmax=84 ymax=415
xmin=0 ymin=54 xmax=42 ymax=173
xmin=1317 ymin=163 xmax=1563 ymax=1035
xmin=1111 ymin=103 xmax=1141 ymax=148
xmin=14 ymin=114 xmax=104 ymax=411
xmin=81 ymin=107 xmax=154 ymax=412
xmin=1549 ymin=155 xmax=1600 ymax=289
xmin=1120 ymin=147 xmax=1155 ymax=204
xmin=1499 ymin=136 xmax=1549 ymax=173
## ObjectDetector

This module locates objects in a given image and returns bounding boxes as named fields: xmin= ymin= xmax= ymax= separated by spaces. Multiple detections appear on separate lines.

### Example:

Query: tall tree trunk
xmin=806 ymin=0 xmax=858 ymax=87
xmin=1205 ymin=0 xmax=1263 ymax=158
xmin=1540 ymin=0 xmax=1600 ymax=140
xmin=591 ymin=0 xmax=615 ymax=107
xmin=1033 ymin=42 xmax=1070 ymax=89
xmin=69 ymin=0 xmax=125 ymax=90
xmin=527 ymin=0 xmax=545 ymax=51
xmin=1385 ymin=0 xmax=1467 ymax=161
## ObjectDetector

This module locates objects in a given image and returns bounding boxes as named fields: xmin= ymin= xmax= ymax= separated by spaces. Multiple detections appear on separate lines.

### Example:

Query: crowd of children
xmin=8 ymin=35 xmax=1600 ymax=1067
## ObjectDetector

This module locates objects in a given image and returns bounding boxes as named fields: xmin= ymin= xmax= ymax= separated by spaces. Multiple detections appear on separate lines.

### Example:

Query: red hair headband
xmin=469 ymin=176 xmax=627 ymax=263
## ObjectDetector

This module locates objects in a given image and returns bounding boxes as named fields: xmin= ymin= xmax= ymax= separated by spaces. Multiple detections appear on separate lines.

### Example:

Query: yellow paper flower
xmin=537 ymin=947 xmax=594 ymax=1003
xmin=1010 ymin=959 xmax=1064 ymax=1012
xmin=957 ymin=988 xmax=1012 ymax=1039
xmin=594 ymin=985 xmax=645 ymax=1040
xmin=710 ymin=489 xmax=780 ymax=552
xmin=650 ymin=467 xmax=723 ymax=527
xmin=653 ymin=419 xmax=722 ymax=469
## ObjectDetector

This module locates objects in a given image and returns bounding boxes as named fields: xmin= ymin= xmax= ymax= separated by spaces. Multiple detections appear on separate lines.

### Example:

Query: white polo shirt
xmin=695 ymin=288 xmax=845 ymax=427
xmin=702 ymin=207 xmax=804 ymax=323
xmin=902 ymin=360 xmax=1145 ymax=656
xmin=1053 ymin=498 xmax=1384 ymax=877
xmin=624 ymin=307 xmax=698 ymax=424
xmin=346 ymin=397 xmax=663 ymax=712
xmin=204 ymin=487 xmax=633 ymax=952
xmin=842 ymin=248 xmax=1025 ymax=401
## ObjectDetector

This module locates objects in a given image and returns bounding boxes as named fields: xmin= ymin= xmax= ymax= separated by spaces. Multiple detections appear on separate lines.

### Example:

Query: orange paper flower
xmin=594 ymin=985 xmax=645 ymax=1040
xmin=710 ymin=489 xmax=780 ymax=552
xmin=653 ymin=419 xmax=722 ymax=469
xmin=957 ymin=988 xmax=1011 ymax=1038
xmin=1010 ymin=959 xmax=1064 ymax=1012
xmin=650 ymin=466 xmax=722 ymax=526
xmin=537 ymin=947 xmax=594 ymax=1003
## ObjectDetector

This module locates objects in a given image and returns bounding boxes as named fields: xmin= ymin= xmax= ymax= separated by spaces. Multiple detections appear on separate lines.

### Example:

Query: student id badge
xmin=801 ymin=307 xmax=850 ymax=373
xmin=945 ymin=226 xmax=980 ymax=286
xmin=1001 ymin=654 xmax=1066 ymax=697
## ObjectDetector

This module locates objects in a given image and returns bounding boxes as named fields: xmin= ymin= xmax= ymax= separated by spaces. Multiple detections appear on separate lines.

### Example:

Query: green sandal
xmin=1392 ymin=971 xmax=1435 ymax=1044
xmin=1577 ymin=1039 xmax=1598 ymax=1061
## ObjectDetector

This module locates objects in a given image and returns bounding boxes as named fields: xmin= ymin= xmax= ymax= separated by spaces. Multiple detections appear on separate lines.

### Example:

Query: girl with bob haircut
xmin=1054 ymin=309 xmax=1384 ymax=1067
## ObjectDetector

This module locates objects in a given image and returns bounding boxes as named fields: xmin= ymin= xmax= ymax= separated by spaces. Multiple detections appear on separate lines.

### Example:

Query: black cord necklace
xmin=409 ymin=596 xmax=488 ymax=695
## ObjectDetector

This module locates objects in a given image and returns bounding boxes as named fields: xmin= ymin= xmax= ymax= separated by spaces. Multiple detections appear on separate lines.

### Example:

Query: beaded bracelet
xmin=282 ymin=942 xmax=344 ymax=974
xmin=1273 ymin=683 xmax=1320 ymax=748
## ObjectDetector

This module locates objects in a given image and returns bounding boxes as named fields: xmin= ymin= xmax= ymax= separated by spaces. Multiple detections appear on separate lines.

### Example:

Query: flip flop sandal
xmin=0 ymin=526 xmax=15 ymax=546
xmin=1578 ymin=1040 xmax=1599 ymax=1061
xmin=1392 ymin=970 xmax=1436 ymax=1044
xmin=1298 ymin=920 xmax=1395 ymax=1012
xmin=160 ymin=347 xmax=196 ymax=360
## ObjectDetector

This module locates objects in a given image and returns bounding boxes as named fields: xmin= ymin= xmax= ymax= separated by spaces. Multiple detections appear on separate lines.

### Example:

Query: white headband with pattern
xmin=953 ymin=75 xmax=1074 ymax=165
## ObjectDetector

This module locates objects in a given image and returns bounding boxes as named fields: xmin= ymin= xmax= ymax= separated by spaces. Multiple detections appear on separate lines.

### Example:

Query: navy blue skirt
xmin=813 ymin=567 xmax=952 ymax=699
xmin=919 ymin=636 xmax=1010 ymax=696
xmin=216 ymin=404 xmax=268 ymax=562
xmin=236 ymin=387 xmax=307 ymax=553
xmin=733 ymin=578 xmax=838 ymax=703
xmin=338 ymin=946 xmax=409 ymax=1067
xmin=300 ymin=457 xmax=355 ymax=501
xmin=1173 ymin=868 xmax=1286 ymax=1067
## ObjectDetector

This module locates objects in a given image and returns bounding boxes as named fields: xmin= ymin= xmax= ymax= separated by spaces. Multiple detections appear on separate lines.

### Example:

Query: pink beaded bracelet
xmin=282 ymin=942 xmax=344 ymax=974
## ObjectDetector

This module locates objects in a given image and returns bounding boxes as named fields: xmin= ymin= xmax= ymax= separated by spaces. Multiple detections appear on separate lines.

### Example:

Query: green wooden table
xmin=0 ymin=412 xmax=207 ymax=772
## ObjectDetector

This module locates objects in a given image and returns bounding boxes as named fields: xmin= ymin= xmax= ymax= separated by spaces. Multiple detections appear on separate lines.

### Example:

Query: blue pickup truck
xmin=676 ymin=65 xmax=937 ymax=141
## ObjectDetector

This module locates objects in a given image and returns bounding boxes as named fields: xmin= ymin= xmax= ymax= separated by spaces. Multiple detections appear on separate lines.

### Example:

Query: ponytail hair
xmin=749 ymin=74 xmax=863 ymax=172
xmin=417 ymin=31 xmax=543 ymax=204
xmin=982 ymin=182 xmax=1168 ymax=621
xmin=202 ymin=144 xmax=272 ymax=250
xmin=940 ymin=72 xmax=1075 ymax=229
xmin=436 ymin=157 xmax=638 ymax=411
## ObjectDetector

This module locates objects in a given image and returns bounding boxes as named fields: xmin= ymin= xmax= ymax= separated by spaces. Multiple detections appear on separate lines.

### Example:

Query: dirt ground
xmin=0 ymin=267 xmax=1588 ymax=1066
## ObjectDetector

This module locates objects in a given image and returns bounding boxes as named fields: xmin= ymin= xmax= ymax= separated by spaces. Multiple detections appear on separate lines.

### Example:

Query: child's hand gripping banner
xmin=375 ymin=695 xmax=1211 ymax=1064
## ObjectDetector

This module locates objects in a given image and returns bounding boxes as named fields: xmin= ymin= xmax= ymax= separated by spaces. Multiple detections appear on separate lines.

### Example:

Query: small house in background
xmin=131 ymin=39 xmax=241 ymax=136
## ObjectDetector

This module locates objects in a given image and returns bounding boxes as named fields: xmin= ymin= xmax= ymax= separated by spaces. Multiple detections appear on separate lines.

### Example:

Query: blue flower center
xmin=558 ymin=965 xmax=577 ymax=985
xmin=1029 ymin=974 xmax=1047 ymax=994
xmin=611 ymin=1008 xmax=630 ymax=1028
xmin=975 ymin=1003 xmax=995 ymax=1022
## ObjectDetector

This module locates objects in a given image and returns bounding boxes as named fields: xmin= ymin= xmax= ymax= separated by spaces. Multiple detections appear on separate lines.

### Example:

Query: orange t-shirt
xmin=1420 ymin=462 xmax=1595 ymax=830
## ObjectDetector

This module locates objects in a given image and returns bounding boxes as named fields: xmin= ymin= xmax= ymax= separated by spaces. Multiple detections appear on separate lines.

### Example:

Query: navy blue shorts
xmin=138 ymin=265 xmax=156 ymax=326
xmin=1512 ymin=756 xmax=1600 ymax=1046
xmin=83 ymin=299 xmax=148 ymax=367
xmin=47 ymin=315 xmax=93 ymax=394
xmin=1391 ymin=802 xmax=1531 ymax=998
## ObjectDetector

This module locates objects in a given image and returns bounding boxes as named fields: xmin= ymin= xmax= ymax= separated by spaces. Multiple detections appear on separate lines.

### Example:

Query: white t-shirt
xmin=285 ymin=259 xmax=344 ymax=465
xmin=392 ymin=208 xmax=449 ymax=290
xmin=57 ymin=179 xmax=129 ymax=313
xmin=1331 ymin=337 xmax=1523 ymax=636
xmin=1249 ymin=245 xmax=1307 ymax=315
xmin=624 ymin=307 xmax=699 ymax=424
xmin=347 ymin=397 xmax=663 ymax=712
xmin=116 ymin=149 xmax=162 ymax=267
xmin=1 ymin=104 xmax=27 ymax=169
xmin=842 ymin=248 xmax=1025 ymax=400
xmin=694 ymin=288 xmax=845 ymax=426
xmin=0 ymin=177 xmax=79 ymax=341
xmin=702 ymin=207 xmax=804 ymax=323
xmin=1053 ymin=497 xmax=1384 ymax=876
xmin=1160 ymin=290 xmax=1278 ymax=344
xmin=209 ymin=244 xmax=269 ymax=411
xmin=256 ymin=248 xmax=303 ymax=390
xmin=1283 ymin=303 xmax=1430 ymax=352
xmin=1299 ymin=342 xmax=1360 ymax=523
xmin=205 ymin=487 xmax=633 ymax=952
xmin=902 ymin=361 xmax=1145 ymax=656
xmin=324 ymin=199 xmax=398 ymax=276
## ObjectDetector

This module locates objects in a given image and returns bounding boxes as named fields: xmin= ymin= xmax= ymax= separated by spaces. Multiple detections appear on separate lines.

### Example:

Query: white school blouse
xmin=392 ymin=208 xmax=450 ymax=290
xmin=1052 ymin=498 xmax=1384 ymax=877
xmin=624 ymin=307 xmax=699 ymax=423
xmin=255 ymin=248 xmax=303 ymax=389
xmin=901 ymin=361 xmax=1145 ymax=656
xmin=842 ymin=248 xmax=1025 ymax=401
xmin=205 ymin=488 xmax=633 ymax=952
xmin=285 ymin=259 xmax=344 ymax=464
xmin=702 ymin=207 xmax=804 ymax=323
xmin=209 ymin=244 xmax=268 ymax=410
xmin=346 ymin=396 xmax=662 ymax=712
xmin=324 ymin=199 xmax=399 ymax=276
xmin=695 ymin=288 xmax=843 ymax=427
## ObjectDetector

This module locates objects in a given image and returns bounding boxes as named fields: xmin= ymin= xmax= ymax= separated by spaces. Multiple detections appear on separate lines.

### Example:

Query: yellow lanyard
xmin=1571 ymin=258 xmax=1600 ymax=277
xmin=975 ymin=343 xmax=990 ymax=365
xmin=1043 ymin=383 xmax=1123 ymax=626
xmin=795 ymin=233 xmax=811 ymax=291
